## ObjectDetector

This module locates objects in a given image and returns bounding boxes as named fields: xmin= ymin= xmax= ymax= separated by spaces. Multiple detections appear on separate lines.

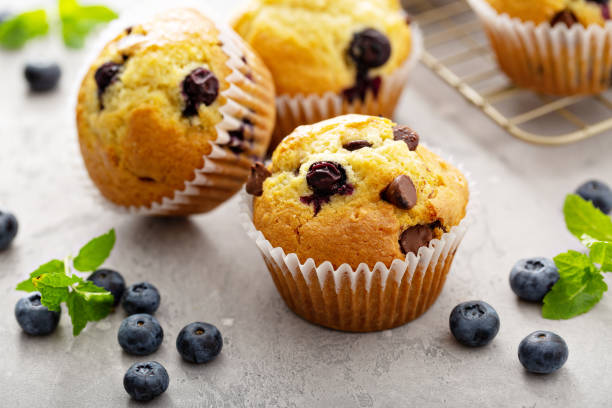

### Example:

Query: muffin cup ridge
xmin=74 ymin=10 xmax=275 ymax=216
xmin=240 ymin=154 xmax=476 ymax=332
xmin=468 ymin=0 xmax=612 ymax=95
xmin=272 ymin=25 xmax=423 ymax=147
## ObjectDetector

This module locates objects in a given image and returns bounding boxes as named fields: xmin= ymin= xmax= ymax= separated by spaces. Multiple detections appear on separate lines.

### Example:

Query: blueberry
xmin=181 ymin=67 xmax=219 ymax=116
xmin=576 ymin=180 xmax=612 ymax=214
xmin=449 ymin=300 xmax=500 ymax=347
xmin=24 ymin=63 xmax=61 ymax=92
xmin=87 ymin=269 xmax=125 ymax=306
xmin=117 ymin=314 xmax=163 ymax=355
xmin=0 ymin=211 xmax=18 ymax=250
xmin=94 ymin=62 xmax=122 ymax=96
xmin=176 ymin=322 xmax=223 ymax=363
xmin=348 ymin=28 xmax=391 ymax=69
xmin=510 ymin=257 xmax=559 ymax=302
xmin=518 ymin=331 xmax=568 ymax=374
xmin=122 ymin=282 xmax=160 ymax=315
xmin=300 ymin=161 xmax=354 ymax=214
xmin=123 ymin=361 xmax=169 ymax=401
xmin=15 ymin=292 xmax=60 ymax=336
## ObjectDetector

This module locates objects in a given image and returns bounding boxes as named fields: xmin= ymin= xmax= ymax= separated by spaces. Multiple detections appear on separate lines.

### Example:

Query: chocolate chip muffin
xmin=243 ymin=115 xmax=471 ymax=331
xmin=76 ymin=8 xmax=276 ymax=215
xmin=232 ymin=0 xmax=419 ymax=150
xmin=469 ymin=0 xmax=612 ymax=95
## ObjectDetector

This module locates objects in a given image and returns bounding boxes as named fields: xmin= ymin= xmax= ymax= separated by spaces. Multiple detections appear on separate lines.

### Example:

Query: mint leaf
xmin=0 ymin=9 xmax=48 ymax=49
xmin=66 ymin=281 xmax=113 ymax=335
xmin=34 ymin=272 xmax=82 ymax=312
xmin=590 ymin=241 xmax=612 ymax=272
xmin=542 ymin=251 xmax=608 ymax=319
xmin=16 ymin=259 xmax=65 ymax=292
xmin=73 ymin=228 xmax=116 ymax=272
xmin=564 ymin=194 xmax=612 ymax=244
xmin=59 ymin=0 xmax=118 ymax=49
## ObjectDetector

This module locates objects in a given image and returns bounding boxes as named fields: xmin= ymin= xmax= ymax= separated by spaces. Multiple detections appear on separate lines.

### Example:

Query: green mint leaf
xmin=73 ymin=228 xmax=116 ymax=272
xmin=590 ymin=241 xmax=612 ymax=272
xmin=564 ymin=194 xmax=612 ymax=244
xmin=59 ymin=0 xmax=118 ymax=49
xmin=34 ymin=272 xmax=82 ymax=312
xmin=0 ymin=9 xmax=48 ymax=49
xmin=542 ymin=251 xmax=608 ymax=319
xmin=66 ymin=280 xmax=113 ymax=336
xmin=16 ymin=259 xmax=65 ymax=292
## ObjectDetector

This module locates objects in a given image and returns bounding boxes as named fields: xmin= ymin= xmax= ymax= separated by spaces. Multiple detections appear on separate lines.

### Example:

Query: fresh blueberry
xmin=117 ymin=314 xmax=163 ymax=355
xmin=15 ymin=292 xmax=60 ymax=336
xmin=510 ymin=257 xmax=559 ymax=302
xmin=123 ymin=361 xmax=169 ymax=401
xmin=0 ymin=211 xmax=18 ymax=250
xmin=575 ymin=180 xmax=612 ymax=214
xmin=24 ymin=63 xmax=61 ymax=92
xmin=87 ymin=269 xmax=125 ymax=306
xmin=176 ymin=322 xmax=223 ymax=363
xmin=449 ymin=300 xmax=500 ymax=347
xmin=518 ymin=331 xmax=568 ymax=374
xmin=122 ymin=282 xmax=160 ymax=315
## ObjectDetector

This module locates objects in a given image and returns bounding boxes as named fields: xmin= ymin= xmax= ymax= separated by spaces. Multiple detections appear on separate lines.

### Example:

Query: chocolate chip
xmin=246 ymin=162 xmax=271 ymax=196
xmin=382 ymin=175 xmax=417 ymax=210
xmin=399 ymin=225 xmax=433 ymax=255
xmin=550 ymin=9 xmax=578 ymax=27
xmin=348 ymin=28 xmax=392 ymax=70
xmin=125 ymin=26 xmax=133 ymax=35
xmin=343 ymin=140 xmax=372 ymax=151
xmin=94 ymin=62 xmax=122 ymax=100
xmin=405 ymin=14 xmax=412 ymax=25
xmin=301 ymin=162 xmax=353 ymax=214
xmin=181 ymin=67 xmax=219 ymax=117
xmin=392 ymin=126 xmax=419 ymax=151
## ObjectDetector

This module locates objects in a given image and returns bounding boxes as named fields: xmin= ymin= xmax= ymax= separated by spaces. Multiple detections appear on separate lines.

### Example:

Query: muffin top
xmin=77 ymin=8 xmax=273 ymax=208
xmin=232 ymin=0 xmax=412 ymax=96
xmin=485 ymin=0 xmax=611 ymax=26
xmin=250 ymin=115 xmax=469 ymax=269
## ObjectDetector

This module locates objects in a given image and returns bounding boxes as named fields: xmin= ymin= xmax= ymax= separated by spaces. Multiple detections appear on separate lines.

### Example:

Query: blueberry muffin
xmin=244 ymin=115 xmax=470 ymax=331
xmin=232 ymin=0 xmax=417 ymax=150
xmin=77 ymin=8 xmax=276 ymax=215
xmin=469 ymin=0 xmax=612 ymax=95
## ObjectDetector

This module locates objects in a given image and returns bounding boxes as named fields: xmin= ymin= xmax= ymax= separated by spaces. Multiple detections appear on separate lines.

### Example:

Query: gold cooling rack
xmin=404 ymin=0 xmax=612 ymax=145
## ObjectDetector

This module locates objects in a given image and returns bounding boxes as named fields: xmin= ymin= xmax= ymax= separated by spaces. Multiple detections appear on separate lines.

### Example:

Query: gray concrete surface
xmin=1 ymin=0 xmax=612 ymax=406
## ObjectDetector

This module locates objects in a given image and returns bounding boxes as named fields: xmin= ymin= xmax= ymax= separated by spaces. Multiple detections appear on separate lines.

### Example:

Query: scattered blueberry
xmin=123 ymin=361 xmax=169 ymax=401
xmin=0 ymin=210 xmax=18 ymax=250
xmin=449 ymin=300 xmax=500 ymax=347
xmin=24 ymin=63 xmax=61 ymax=92
xmin=117 ymin=314 xmax=163 ymax=356
xmin=510 ymin=257 xmax=559 ymax=302
xmin=518 ymin=331 xmax=568 ymax=374
xmin=15 ymin=292 xmax=60 ymax=336
xmin=576 ymin=180 xmax=612 ymax=214
xmin=87 ymin=269 xmax=125 ymax=307
xmin=176 ymin=322 xmax=223 ymax=364
xmin=122 ymin=282 xmax=160 ymax=315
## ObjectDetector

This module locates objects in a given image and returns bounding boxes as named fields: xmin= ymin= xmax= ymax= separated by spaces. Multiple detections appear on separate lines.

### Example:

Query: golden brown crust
xmin=77 ymin=8 xmax=275 ymax=211
xmin=253 ymin=115 xmax=469 ymax=268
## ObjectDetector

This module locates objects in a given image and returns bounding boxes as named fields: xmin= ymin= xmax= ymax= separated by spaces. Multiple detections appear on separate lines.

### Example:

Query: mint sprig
xmin=16 ymin=229 xmax=116 ymax=335
xmin=0 ymin=10 xmax=49 ymax=49
xmin=542 ymin=195 xmax=612 ymax=319
xmin=59 ymin=0 xmax=118 ymax=49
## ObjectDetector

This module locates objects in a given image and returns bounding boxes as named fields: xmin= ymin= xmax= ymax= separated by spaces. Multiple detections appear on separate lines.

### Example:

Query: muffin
xmin=469 ymin=0 xmax=612 ymax=95
xmin=76 ymin=8 xmax=276 ymax=215
xmin=232 ymin=0 xmax=421 ymax=151
xmin=243 ymin=114 xmax=470 ymax=332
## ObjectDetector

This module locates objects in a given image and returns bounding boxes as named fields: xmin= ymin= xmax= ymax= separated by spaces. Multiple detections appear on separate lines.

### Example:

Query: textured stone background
xmin=1 ymin=0 xmax=612 ymax=407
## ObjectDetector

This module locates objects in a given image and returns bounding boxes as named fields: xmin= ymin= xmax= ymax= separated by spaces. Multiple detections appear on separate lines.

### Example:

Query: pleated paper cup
xmin=74 ymin=8 xmax=275 ymax=216
xmin=240 ymin=160 xmax=475 ymax=332
xmin=271 ymin=26 xmax=423 ymax=150
xmin=469 ymin=0 xmax=612 ymax=95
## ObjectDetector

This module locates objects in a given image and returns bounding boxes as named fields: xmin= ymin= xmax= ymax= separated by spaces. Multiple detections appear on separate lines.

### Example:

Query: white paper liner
xmin=468 ymin=0 xmax=612 ymax=95
xmin=73 ymin=7 xmax=275 ymax=216
xmin=239 ymin=149 xmax=476 ymax=332
xmin=272 ymin=25 xmax=424 ymax=147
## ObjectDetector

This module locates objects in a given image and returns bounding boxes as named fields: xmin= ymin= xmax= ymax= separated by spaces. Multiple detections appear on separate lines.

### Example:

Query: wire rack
xmin=403 ymin=0 xmax=612 ymax=145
